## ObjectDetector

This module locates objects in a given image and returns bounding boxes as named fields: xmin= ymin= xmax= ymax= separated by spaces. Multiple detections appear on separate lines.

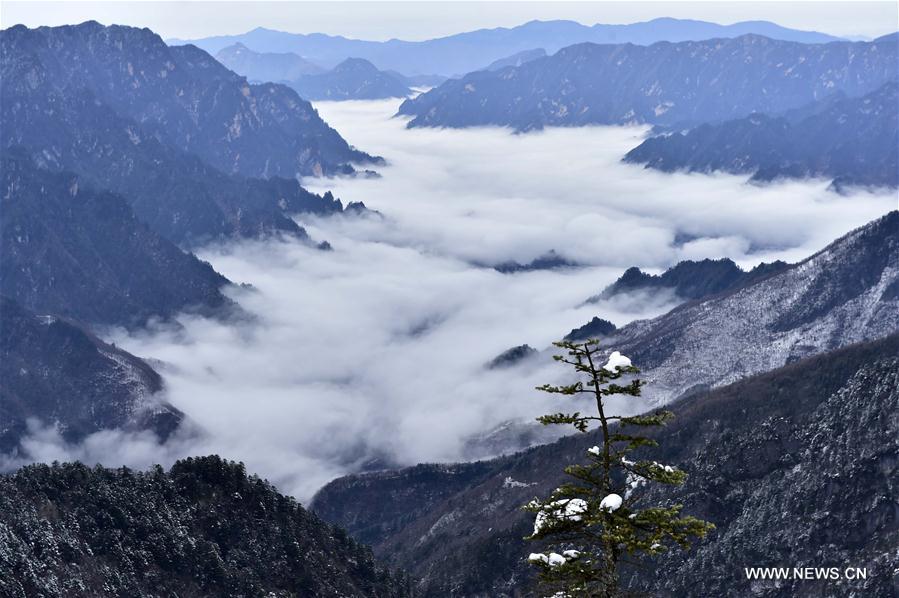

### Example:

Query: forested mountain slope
xmin=0 ymin=456 xmax=412 ymax=597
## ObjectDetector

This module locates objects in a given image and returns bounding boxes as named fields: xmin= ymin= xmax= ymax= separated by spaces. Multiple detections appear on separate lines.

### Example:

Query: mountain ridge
xmin=168 ymin=18 xmax=844 ymax=76
xmin=398 ymin=34 xmax=897 ymax=131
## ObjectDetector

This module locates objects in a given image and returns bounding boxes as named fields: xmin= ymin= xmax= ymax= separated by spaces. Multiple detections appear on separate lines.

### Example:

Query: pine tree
xmin=524 ymin=340 xmax=714 ymax=597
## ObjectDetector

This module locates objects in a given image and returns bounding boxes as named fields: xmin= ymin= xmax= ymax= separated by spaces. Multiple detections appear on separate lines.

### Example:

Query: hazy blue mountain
xmin=398 ymin=35 xmax=897 ymax=131
xmin=168 ymin=18 xmax=843 ymax=76
xmin=0 ymin=152 xmax=231 ymax=328
xmin=481 ymin=48 xmax=546 ymax=71
xmin=1 ymin=22 xmax=378 ymax=180
xmin=0 ymin=297 xmax=181 ymax=453
xmin=0 ymin=456 xmax=412 ymax=596
xmin=215 ymin=42 xmax=324 ymax=81
xmin=313 ymin=333 xmax=899 ymax=597
xmin=1 ymin=22 xmax=358 ymax=244
xmin=625 ymin=81 xmax=899 ymax=188
xmin=592 ymin=258 xmax=790 ymax=303
xmin=289 ymin=58 xmax=411 ymax=100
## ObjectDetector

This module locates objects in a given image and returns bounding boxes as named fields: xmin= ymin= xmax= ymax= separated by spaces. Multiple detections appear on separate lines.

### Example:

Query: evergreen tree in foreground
xmin=525 ymin=340 xmax=714 ymax=597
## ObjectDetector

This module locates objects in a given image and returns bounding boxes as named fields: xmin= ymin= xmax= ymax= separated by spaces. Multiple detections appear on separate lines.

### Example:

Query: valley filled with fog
xmin=15 ymin=98 xmax=895 ymax=501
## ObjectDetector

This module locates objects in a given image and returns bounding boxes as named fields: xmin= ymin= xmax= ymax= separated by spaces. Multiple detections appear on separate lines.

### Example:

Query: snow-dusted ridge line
xmin=602 ymin=211 xmax=899 ymax=404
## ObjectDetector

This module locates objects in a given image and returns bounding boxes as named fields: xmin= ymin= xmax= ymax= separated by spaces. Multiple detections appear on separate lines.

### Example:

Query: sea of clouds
xmin=8 ymin=99 xmax=895 ymax=501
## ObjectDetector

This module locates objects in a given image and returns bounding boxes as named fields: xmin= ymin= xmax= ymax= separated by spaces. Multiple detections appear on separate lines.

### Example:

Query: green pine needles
xmin=525 ymin=340 xmax=714 ymax=597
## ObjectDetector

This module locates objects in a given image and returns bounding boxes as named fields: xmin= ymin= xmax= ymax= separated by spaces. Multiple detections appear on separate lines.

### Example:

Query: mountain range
xmin=625 ymin=81 xmax=899 ymax=188
xmin=398 ymin=34 xmax=897 ymax=131
xmin=313 ymin=332 xmax=899 ymax=597
xmin=169 ymin=18 xmax=844 ymax=76
xmin=0 ymin=455 xmax=412 ymax=596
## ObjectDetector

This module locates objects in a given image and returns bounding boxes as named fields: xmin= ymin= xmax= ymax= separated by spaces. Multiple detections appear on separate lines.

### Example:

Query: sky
xmin=5 ymin=98 xmax=894 ymax=501
xmin=2 ymin=1 xmax=896 ymax=41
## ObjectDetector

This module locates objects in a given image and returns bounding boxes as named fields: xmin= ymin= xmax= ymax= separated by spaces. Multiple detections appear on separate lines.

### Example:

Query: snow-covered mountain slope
xmin=604 ymin=211 xmax=899 ymax=403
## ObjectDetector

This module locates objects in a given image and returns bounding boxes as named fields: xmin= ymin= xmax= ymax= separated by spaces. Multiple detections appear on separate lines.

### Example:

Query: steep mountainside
xmin=0 ymin=153 xmax=231 ymax=326
xmin=582 ymin=211 xmax=899 ymax=404
xmin=313 ymin=334 xmax=899 ymax=597
xmin=215 ymin=42 xmax=324 ymax=81
xmin=0 ymin=456 xmax=412 ymax=597
xmin=289 ymin=58 xmax=411 ymax=100
xmin=397 ymin=34 xmax=897 ymax=131
xmin=625 ymin=81 xmax=899 ymax=188
xmin=0 ymin=297 xmax=181 ymax=453
xmin=591 ymin=258 xmax=789 ymax=303
xmin=169 ymin=18 xmax=841 ymax=76
xmin=1 ymin=23 xmax=352 ymax=244
xmin=1 ymin=22 xmax=376 ymax=178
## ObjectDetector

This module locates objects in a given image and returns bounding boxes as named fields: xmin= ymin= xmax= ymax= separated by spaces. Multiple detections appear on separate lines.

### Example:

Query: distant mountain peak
xmin=333 ymin=56 xmax=379 ymax=72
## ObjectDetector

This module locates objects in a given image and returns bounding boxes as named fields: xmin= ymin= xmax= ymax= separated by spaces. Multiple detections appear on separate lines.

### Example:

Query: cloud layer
xmin=8 ymin=98 xmax=895 ymax=501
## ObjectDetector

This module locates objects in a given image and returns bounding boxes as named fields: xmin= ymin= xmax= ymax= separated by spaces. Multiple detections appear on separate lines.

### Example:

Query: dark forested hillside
xmin=398 ymin=34 xmax=897 ymax=131
xmin=624 ymin=81 xmax=899 ymax=188
xmin=0 ymin=153 xmax=231 ymax=326
xmin=313 ymin=334 xmax=899 ymax=597
xmin=0 ymin=455 xmax=412 ymax=597
xmin=0 ymin=297 xmax=181 ymax=452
